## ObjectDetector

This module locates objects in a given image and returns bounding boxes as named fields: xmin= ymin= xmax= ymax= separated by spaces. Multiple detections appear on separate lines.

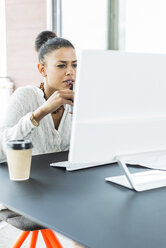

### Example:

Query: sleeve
xmin=0 ymin=87 xmax=38 ymax=163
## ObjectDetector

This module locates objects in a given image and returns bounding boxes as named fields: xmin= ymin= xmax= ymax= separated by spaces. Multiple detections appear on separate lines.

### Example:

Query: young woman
xmin=0 ymin=37 xmax=77 ymax=162
xmin=0 ymin=36 xmax=86 ymax=248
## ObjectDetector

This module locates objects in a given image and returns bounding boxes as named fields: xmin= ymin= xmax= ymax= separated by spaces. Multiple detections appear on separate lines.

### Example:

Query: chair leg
xmin=42 ymin=229 xmax=63 ymax=248
xmin=28 ymin=230 xmax=39 ymax=248
xmin=12 ymin=231 xmax=30 ymax=248
xmin=41 ymin=229 xmax=53 ymax=248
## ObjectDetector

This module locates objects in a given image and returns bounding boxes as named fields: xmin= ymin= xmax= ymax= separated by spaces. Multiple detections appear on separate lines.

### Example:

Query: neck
xmin=44 ymin=87 xmax=55 ymax=100
xmin=43 ymin=80 xmax=56 ymax=100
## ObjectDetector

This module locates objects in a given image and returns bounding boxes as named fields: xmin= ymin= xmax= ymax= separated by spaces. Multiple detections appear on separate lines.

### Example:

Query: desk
xmin=0 ymin=152 xmax=166 ymax=248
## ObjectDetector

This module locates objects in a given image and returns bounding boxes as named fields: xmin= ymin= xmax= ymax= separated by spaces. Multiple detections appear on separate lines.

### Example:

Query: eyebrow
xmin=57 ymin=60 xmax=77 ymax=63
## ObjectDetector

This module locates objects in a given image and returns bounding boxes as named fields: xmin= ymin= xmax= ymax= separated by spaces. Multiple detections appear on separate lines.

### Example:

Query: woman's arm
xmin=0 ymin=87 xmax=38 ymax=162
xmin=33 ymin=89 xmax=74 ymax=123
xmin=0 ymin=87 xmax=74 ymax=162
xmin=0 ymin=113 xmax=37 ymax=162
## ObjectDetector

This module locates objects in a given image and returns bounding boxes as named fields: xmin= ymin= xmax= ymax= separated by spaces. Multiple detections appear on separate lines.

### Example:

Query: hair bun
xmin=35 ymin=30 xmax=57 ymax=52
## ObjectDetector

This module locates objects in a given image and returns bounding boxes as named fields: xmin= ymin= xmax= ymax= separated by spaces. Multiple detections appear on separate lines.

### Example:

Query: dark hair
xmin=38 ymin=37 xmax=75 ymax=63
xmin=35 ymin=30 xmax=57 ymax=52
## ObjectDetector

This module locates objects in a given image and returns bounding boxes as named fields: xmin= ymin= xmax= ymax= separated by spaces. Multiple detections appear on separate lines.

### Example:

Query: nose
xmin=65 ymin=66 xmax=74 ymax=76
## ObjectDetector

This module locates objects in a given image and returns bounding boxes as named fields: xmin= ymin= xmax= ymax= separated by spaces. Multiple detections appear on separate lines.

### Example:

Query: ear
xmin=38 ymin=63 xmax=47 ymax=77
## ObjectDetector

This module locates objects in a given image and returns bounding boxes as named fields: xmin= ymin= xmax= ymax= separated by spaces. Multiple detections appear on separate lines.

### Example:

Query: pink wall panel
xmin=5 ymin=0 xmax=47 ymax=89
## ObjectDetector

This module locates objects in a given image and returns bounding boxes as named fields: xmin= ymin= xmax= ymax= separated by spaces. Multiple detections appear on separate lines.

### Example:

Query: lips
xmin=63 ymin=80 xmax=74 ymax=85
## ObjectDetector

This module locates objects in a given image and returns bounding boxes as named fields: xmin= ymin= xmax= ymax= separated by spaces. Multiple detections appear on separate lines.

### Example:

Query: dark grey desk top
xmin=0 ymin=152 xmax=166 ymax=248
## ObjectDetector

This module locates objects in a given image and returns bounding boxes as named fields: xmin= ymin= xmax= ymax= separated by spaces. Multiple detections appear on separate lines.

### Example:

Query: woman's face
xmin=43 ymin=47 xmax=77 ymax=91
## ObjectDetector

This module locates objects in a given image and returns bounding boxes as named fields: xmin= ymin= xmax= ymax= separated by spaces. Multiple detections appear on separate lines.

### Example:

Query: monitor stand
xmin=105 ymin=154 xmax=166 ymax=192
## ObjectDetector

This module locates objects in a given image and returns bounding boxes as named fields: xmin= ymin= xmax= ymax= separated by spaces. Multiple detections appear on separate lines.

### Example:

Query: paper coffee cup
xmin=6 ymin=140 xmax=33 ymax=181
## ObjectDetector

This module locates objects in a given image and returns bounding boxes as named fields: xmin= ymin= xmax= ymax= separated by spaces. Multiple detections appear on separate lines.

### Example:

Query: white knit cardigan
xmin=0 ymin=85 xmax=72 ymax=163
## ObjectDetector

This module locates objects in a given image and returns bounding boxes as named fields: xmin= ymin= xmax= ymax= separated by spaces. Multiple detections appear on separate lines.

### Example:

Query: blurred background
xmin=1 ymin=0 xmax=166 ymax=117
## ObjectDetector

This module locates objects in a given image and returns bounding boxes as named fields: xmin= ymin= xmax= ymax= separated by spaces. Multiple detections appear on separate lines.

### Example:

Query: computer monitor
xmin=68 ymin=50 xmax=166 ymax=169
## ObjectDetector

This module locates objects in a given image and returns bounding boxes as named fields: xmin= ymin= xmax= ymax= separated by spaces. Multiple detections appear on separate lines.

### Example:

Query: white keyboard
xmin=50 ymin=160 xmax=107 ymax=171
xmin=50 ymin=161 xmax=70 ymax=168
xmin=50 ymin=160 xmax=91 ymax=171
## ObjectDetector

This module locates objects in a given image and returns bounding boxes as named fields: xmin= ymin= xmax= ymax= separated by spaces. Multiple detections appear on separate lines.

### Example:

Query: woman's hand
xmin=43 ymin=89 xmax=74 ymax=114
xmin=33 ymin=89 xmax=74 ymax=123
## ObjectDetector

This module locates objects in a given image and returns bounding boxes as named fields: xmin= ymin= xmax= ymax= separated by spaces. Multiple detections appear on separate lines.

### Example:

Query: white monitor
xmin=69 ymin=50 xmax=166 ymax=167
xmin=51 ymin=50 xmax=166 ymax=173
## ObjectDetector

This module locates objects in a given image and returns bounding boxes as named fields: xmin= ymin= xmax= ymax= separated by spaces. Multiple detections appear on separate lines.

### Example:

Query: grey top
xmin=0 ymin=85 xmax=72 ymax=163
xmin=0 ymin=152 xmax=166 ymax=248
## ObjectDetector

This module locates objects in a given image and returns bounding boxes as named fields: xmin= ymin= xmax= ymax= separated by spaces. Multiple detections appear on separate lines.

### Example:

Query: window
xmin=119 ymin=0 xmax=166 ymax=53
xmin=61 ymin=0 xmax=108 ymax=53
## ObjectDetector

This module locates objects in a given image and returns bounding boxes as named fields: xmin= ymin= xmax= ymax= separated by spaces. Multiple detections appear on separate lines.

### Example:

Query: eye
xmin=72 ymin=64 xmax=77 ymax=68
xmin=57 ymin=64 xmax=66 ymax=68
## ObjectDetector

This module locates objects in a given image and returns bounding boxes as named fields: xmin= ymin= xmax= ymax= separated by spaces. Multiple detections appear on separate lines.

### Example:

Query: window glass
xmin=119 ymin=0 xmax=166 ymax=53
xmin=62 ymin=0 xmax=108 ymax=53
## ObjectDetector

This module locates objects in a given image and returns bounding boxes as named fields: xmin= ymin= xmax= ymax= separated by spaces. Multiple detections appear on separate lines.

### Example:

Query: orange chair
xmin=0 ymin=209 xmax=63 ymax=248
xmin=12 ymin=229 xmax=62 ymax=248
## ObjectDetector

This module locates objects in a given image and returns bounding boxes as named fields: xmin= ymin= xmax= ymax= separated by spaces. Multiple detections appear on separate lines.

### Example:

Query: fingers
xmin=57 ymin=89 xmax=74 ymax=97
xmin=45 ymin=89 xmax=74 ymax=114
xmin=62 ymin=94 xmax=74 ymax=102
xmin=58 ymin=96 xmax=73 ymax=106
xmin=63 ymin=99 xmax=74 ymax=106
xmin=54 ymin=90 xmax=74 ymax=103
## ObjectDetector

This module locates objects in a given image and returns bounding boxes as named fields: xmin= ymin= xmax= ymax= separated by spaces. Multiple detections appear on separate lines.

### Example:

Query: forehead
xmin=47 ymin=47 xmax=77 ymax=61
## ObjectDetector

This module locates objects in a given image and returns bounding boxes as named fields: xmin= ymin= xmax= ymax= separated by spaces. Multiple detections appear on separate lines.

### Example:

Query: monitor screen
xmin=69 ymin=50 xmax=166 ymax=165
